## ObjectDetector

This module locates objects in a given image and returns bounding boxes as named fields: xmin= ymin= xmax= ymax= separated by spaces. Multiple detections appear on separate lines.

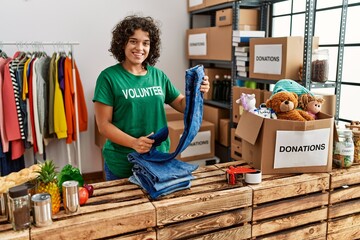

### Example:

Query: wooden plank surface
xmin=328 ymin=164 xmax=360 ymax=220
xmin=30 ymin=178 xmax=156 ymax=239
xmin=329 ymin=185 xmax=360 ymax=204
xmin=329 ymin=164 xmax=360 ymax=189
xmin=327 ymin=214 xmax=360 ymax=240
xmin=328 ymin=198 xmax=360 ymax=219
xmin=259 ymin=222 xmax=327 ymax=240
xmin=153 ymin=187 xmax=252 ymax=226
xmin=110 ymin=229 xmax=156 ymax=240
xmin=249 ymin=173 xmax=329 ymax=205
xmin=157 ymin=208 xmax=251 ymax=240
xmin=253 ymin=192 xmax=329 ymax=221
xmin=187 ymin=224 xmax=251 ymax=240
xmin=0 ymin=216 xmax=29 ymax=240
xmin=252 ymin=207 xmax=328 ymax=237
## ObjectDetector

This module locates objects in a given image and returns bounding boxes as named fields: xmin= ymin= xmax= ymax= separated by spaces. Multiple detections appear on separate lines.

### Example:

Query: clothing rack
xmin=0 ymin=41 xmax=83 ymax=173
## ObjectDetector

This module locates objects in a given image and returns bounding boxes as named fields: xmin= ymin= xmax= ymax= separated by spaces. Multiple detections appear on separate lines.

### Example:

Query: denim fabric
xmin=127 ymin=65 xmax=205 ymax=199
xmin=128 ymin=64 xmax=205 ymax=163
xmin=129 ymin=173 xmax=191 ymax=199
xmin=129 ymin=157 xmax=197 ymax=184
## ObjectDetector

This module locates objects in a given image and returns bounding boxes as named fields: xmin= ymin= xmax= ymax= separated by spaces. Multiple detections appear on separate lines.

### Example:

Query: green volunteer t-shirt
xmin=93 ymin=64 xmax=181 ymax=178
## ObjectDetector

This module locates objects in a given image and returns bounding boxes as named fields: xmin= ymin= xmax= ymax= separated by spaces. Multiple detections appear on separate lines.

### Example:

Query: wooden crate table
xmin=241 ymin=166 xmax=329 ymax=240
xmin=30 ymin=179 xmax=156 ymax=240
xmin=0 ymin=216 xmax=30 ymax=240
xmin=327 ymin=164 xmax=360 ymax=240
xmin=150 ymin=163 xmax=253 ymax=240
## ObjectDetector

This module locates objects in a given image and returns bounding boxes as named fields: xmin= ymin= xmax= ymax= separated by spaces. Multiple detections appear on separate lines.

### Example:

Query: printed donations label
xmin=274 ymin=128 xmax=331 ymax=168
xmin=253 ymin=44 xmax=282 ymax=75
xmin=181 ymin=130 xmax=211 ymax=158
xmin=188 ymin=33 xmax=207 ymax=56
xmin=189 ymin=0 xmax=204 ymax=7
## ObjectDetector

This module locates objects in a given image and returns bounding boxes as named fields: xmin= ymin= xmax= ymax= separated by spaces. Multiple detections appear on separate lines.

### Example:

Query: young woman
xmin=93 ymin=15 xmax=210 ymax=180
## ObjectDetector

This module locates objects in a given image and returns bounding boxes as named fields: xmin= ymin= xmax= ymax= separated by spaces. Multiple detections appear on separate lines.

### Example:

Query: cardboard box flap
xmin=235 ymin=111 xmax=264 ymax=145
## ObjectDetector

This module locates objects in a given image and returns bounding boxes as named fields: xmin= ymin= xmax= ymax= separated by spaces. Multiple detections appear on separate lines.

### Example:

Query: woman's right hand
xmin=132 ymin=133 xmax=155 ymax=153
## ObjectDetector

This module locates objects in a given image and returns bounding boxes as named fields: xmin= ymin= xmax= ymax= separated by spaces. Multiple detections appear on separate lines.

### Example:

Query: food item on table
xmin=83 ymin=183 xmax=94 ymax=197
xmin=78 ymin=187 xmax=89 ymax=205
xmin=57 ymin=164 xmax=84 ymax=192
xmin=0 ymin=164 xmax=41 ymax=194
xmin=36 ymin=160 xmax=61 ymax=215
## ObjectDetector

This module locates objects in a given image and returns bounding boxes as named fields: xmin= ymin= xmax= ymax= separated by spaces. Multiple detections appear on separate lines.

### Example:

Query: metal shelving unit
xmin=188 ymin=0 xmax=342 ymax=162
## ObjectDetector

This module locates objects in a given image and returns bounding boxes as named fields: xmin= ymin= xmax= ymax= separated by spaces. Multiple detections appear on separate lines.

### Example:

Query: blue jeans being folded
xmin=128 ymin=65 xmax=205 ymax=199
xmin=129 ymin=173 xmax=192 ymax=199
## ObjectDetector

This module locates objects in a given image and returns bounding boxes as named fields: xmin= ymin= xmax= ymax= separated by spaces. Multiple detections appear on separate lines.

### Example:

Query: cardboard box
xmin=249 ymin=37 xmax=304 ymax=81
xmin=219 ymin=118 xmax=230 ymax=147
xmin=231 ymin=127 xmax=242 ymax=146
xmin=231 ymin=143 xmax=242 ymax=161
xmin=235 ymin=111 xmax=334 ymax=174
xmin=165 ymin=108 xmax=184 ymax=122
xmin=216 ymin=8 xmax=259 ymax=30
xmin=168 ymin=120 xmax=215 ymax=161
xmin=231 ymin=128 xmax=242 ymax=161
xmin=315 ymin=94 xmax=336 ymax=117
xmin=203 ymin=105 xmax=230 ymax=141
xmin=232 ymin=86 xmax=263 ymax=123
xmin=187 ymin=26 xmax=232 ymax=61
xmin=188 ymin=0 xmax=235 ymax=12
xmin=204 ymin=68 xmax=231 ymax=100
xmin=206 ymin=0 xmax=234 ymax=8
xmin=188 ymin=0 xmax=206 ymax=12
xmin=249 ymin=36 xmax=319 ymax=81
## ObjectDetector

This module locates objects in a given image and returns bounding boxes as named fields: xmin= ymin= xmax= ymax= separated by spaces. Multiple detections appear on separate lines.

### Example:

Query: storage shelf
xmin=204 ymin=99 xmax=230 ymax=109
xmin=235 ymin=77 xmax=337 ymax=89
xmin=190 ymin=59 xmax=232 ymax=69
xmin=310 ymin=81 xmax=336 ymax=88
xmin=190 ymin=1 xmax=262 ymax=15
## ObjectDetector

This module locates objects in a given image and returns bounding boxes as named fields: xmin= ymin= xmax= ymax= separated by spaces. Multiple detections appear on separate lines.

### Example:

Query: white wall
xmin=0 ymin=0 xmax=189 ymax=173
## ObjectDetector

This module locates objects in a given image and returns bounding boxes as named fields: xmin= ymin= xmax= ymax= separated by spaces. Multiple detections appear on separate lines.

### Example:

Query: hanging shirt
xmin=37 ymin=56 xmax=51 ymax=139
xmin=2 ymin=54 xmax=25 ymax=159
xmin=53 ymin=54 xmax=67 ymax=139
xmin=47 ymin=53 xmax=57 ymax=137
xmin=64 ymin=57 xmax=88 ymax=144
xmin=28 ymin=57 xmax=38 ymax=153
xmin=0 ymin=57 xmax=12 ymax=153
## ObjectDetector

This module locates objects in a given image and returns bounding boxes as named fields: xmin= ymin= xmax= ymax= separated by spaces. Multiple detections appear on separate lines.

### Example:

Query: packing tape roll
xmin=245 ymin=170 xmax=262 ymax=184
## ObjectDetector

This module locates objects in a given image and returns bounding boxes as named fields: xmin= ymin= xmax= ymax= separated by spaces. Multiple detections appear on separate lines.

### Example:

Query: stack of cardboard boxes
xmin=166 ymin=108 xmax=215 ymax=163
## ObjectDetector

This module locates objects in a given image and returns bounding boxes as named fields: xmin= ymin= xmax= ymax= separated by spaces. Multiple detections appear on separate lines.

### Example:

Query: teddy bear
xmin=266 ymin=91 xmax=315 ymax=121
xmin=298 ymin=93 xmax=325 ymax=119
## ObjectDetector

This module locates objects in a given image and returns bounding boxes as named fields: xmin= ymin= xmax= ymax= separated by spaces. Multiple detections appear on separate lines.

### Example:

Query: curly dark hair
xmin=109 ymin=15 xmax=161 ymax=66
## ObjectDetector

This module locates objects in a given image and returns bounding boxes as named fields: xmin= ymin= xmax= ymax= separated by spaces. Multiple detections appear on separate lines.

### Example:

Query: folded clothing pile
xmin=128 ymin=65 xmax=205 ymax=199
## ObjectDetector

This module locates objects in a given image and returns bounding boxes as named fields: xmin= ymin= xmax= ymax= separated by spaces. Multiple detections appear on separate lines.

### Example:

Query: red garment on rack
xmin=64 ymin=57 xmax=88 ymax=144
xmin=2 ymin=53 xmax=25 ymax=159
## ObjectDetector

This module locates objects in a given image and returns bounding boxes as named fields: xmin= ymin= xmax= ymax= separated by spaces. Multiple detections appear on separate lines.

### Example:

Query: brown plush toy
xmin=266 ymin=91 xmax=315 ymax=121
xmin=298 ymin=93 xmax=325 ymax=120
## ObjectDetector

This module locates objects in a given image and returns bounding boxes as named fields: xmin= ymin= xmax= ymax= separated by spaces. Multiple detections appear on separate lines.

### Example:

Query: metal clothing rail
xmin=0 ymin=41 xmax=83 ymax=173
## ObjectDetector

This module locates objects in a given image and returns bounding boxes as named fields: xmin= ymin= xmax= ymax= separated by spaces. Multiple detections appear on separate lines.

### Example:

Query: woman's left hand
xmin=200 ymin=76 xmax=210 ymax=93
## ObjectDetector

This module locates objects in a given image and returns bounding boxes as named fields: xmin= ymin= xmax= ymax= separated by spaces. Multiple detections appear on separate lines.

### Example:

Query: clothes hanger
xmin=0 ymin=49 xmax=8 ymax=59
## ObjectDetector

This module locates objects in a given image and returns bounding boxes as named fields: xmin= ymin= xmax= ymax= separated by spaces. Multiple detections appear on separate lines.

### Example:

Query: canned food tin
xmin=31 ymin=193 xmax=52 ymax=227
xmin=62 ymin=180 xmax=79 ymax=214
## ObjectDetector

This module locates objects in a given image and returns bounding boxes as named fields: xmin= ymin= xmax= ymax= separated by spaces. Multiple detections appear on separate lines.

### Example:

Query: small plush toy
xmin=272 ymin=79 xmax=313 ymax=97
xmin=236 ymin=93 xmax=257 ymax=114
xmin=298 ymin=93 xmax=325 ymax=119
xmin=266 ymin=91 xmax=315 ymax=121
